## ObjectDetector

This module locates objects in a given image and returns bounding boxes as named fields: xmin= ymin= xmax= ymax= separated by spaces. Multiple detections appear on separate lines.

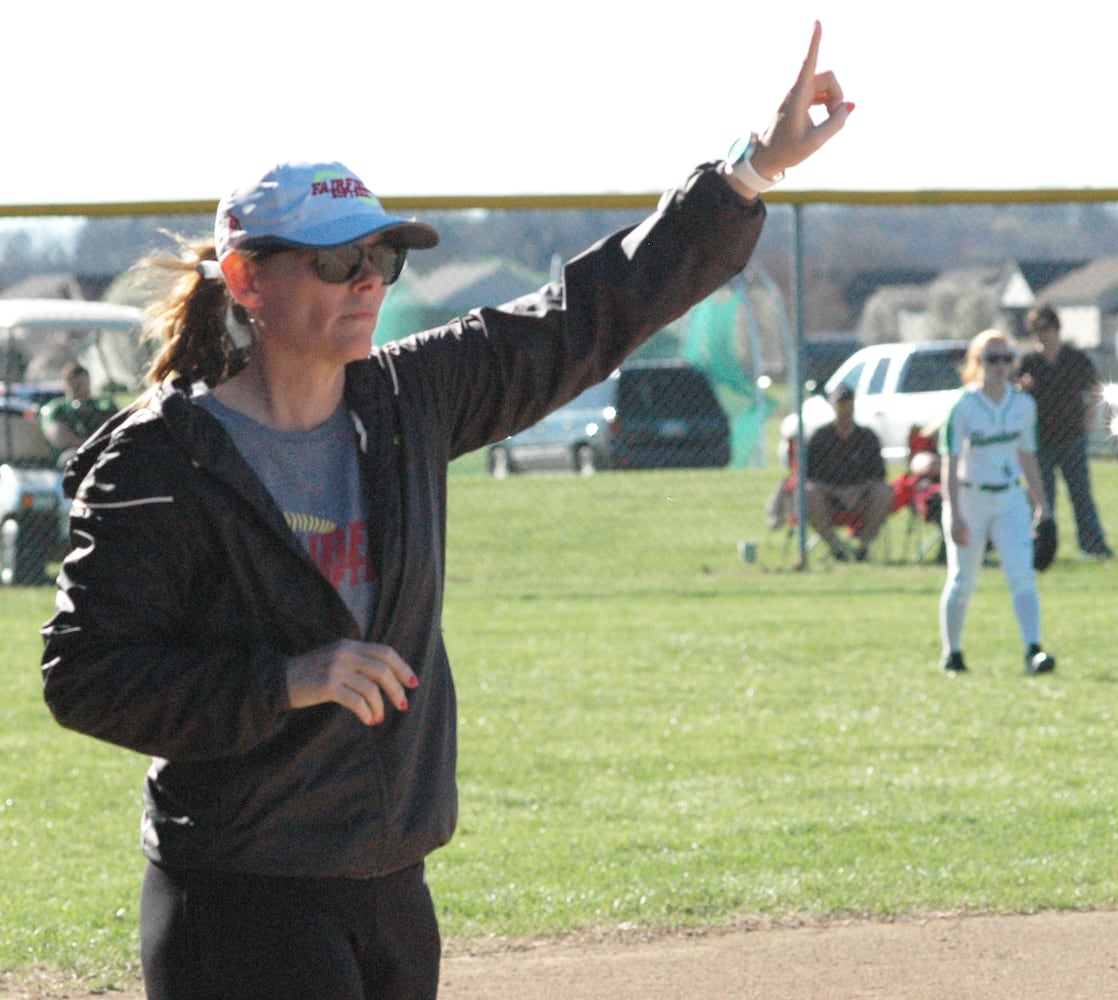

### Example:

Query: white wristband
xmin=728 ymin=133 xmax=784 ymax=193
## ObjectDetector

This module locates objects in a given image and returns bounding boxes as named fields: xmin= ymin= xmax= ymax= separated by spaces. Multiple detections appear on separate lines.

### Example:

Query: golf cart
xmin=0 ymin=298 xmax=145 ymax=585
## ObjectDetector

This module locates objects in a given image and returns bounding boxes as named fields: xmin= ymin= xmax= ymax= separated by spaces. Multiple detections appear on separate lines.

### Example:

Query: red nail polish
xmin=399 ymin=697 xmax=408 ymax=712
xmin=846 ymin=102 xmax=856 ymax=113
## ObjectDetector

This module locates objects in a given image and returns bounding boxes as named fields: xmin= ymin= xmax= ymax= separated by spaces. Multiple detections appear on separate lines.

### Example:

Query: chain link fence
xmin=2 ymin=189 xmax=1117 ymax=583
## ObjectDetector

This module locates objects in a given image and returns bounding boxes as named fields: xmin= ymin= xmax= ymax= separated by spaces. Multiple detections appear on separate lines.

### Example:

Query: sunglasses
xmin=312 ymin=243 xmax=408 ymax=284
xmin=983 ymin=353 xmax=1015 ymax=364
xmin=249 ymin=241 xmax=408 ymax=285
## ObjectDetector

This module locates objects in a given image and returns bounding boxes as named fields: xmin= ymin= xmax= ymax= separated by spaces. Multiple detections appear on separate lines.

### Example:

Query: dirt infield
xmin=4 ymin=909 xmax=1117 ymax=999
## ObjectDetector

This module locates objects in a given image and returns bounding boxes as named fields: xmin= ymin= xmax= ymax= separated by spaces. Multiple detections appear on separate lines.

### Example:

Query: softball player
xmin=939 ymin=329 xmax=1055 ymax=675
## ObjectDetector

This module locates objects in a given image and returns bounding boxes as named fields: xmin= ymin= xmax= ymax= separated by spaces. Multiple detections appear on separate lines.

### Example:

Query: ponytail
xmin=141 ymin=235 xmax=248 ymax=387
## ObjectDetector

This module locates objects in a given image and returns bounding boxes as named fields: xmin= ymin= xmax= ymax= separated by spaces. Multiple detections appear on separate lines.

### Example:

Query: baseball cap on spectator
xmin=215 ymin=161 xmax=439 ymax=260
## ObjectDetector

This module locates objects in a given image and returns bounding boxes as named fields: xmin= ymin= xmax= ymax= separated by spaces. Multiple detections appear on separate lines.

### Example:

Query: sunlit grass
xmin=3 ymin=461 xmax=1117 ymax=982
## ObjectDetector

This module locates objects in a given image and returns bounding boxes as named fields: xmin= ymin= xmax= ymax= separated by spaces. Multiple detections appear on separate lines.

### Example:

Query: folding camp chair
xmin=891 ymin=426 xmax=945 ymax=564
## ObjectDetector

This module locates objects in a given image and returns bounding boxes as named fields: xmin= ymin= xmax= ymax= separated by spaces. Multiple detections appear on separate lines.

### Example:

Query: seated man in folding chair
xmin=804 ymin=384 xmax=895 ymax=561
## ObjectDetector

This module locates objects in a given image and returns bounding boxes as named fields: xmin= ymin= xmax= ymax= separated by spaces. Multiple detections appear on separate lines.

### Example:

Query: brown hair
xmin=1026 ymin=302 xmax=1060 ymax=335
xmin=961 ymin=329 xmax=1010 ymax=385
xmin=140 ymin=235 xmax=248 ymax=387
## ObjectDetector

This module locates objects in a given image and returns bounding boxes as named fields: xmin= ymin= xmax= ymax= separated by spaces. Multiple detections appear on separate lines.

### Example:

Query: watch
xmin=728 ymin=133 xmax=784 ymax=193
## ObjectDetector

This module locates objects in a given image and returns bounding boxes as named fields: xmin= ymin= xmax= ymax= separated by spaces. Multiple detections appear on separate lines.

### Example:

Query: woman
xmin=40 ymin=24 xmax=849 ymax=1000
xmin=939 ymin=329 xmax=1055 ymax=676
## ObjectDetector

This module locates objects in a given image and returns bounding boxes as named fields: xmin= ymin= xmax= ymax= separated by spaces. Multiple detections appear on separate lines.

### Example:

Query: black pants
xmin=140 ymin=861 xmax=440 ymax=1000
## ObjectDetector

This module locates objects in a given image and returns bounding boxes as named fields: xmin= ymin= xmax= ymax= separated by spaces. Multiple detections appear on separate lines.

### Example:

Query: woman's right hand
xmin=284 ymin=640 xmax=419 ymax=726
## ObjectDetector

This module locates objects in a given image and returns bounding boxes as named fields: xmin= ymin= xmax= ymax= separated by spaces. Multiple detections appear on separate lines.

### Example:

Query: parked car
xmin=781 ymin=340 xmax=968 ymax=464
xmin=0 ymin=298 xmax=144 ymax=585
xmin=2 ymin=379 xmax=66 ymax=407
xmin=487 ymin=360 xmax=731 ymax=477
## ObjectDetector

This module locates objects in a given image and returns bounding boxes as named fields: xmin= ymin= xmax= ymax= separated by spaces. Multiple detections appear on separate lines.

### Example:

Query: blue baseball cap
xmin=215 ymin=161 xmax=439 ymax=260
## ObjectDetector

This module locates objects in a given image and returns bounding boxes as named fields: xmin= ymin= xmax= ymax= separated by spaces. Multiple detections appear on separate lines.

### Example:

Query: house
xmin=857 ymin=259 xmax=1093 ymax=346
xmin=1 ymin=273 xmax=87 ymax=301
xmin=843 ymin=267 xmax=938 ymax=319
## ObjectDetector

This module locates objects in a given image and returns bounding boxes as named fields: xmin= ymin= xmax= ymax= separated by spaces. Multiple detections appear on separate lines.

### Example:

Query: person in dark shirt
xmin=1017 ymin=303 xmax=1112 ymax=558
xmin=805 ymin=384 xmax=894 ymax=561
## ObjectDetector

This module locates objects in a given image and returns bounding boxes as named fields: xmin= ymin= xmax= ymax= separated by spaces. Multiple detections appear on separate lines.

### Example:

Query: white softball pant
xmin=939 ymin=484 xmax=1040 ymax=656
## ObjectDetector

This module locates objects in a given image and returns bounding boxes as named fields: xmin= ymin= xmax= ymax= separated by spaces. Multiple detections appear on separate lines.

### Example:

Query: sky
xmin=4 ymin=1 xmax=1117 ymax=208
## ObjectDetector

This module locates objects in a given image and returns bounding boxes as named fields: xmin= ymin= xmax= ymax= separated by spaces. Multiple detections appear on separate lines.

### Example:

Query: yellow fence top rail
xmin=5 ymin=187 xmax=1118 ymax=219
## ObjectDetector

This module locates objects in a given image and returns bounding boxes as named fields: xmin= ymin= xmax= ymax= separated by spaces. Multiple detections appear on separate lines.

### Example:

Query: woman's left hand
xmin=749 ymin=21 xmax=852 ymax=183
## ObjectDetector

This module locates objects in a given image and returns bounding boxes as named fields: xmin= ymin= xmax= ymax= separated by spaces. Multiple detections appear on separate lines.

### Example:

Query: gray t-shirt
xmin=196 ymin=392 xmax=376 ymax=635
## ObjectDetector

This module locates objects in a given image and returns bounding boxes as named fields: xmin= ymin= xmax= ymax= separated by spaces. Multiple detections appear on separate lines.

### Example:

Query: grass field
xmin=2 ymin=458 xmax=1116 ymax=987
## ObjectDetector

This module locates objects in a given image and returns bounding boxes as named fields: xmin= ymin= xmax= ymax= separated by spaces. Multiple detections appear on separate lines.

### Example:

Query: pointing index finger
xmin=796 ymin=21 xmax=823 ymax=92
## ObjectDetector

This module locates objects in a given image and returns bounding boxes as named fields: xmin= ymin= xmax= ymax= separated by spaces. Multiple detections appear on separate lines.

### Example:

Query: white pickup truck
xmin=0 ymin=299 xmax=143 ymax=585
xmin=781 ymin=340 xmax=968 ymax=464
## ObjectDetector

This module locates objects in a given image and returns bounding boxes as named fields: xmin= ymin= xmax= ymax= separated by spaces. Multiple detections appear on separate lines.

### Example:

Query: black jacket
xmin=41 ymin=165 xmax=765 ymax=878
